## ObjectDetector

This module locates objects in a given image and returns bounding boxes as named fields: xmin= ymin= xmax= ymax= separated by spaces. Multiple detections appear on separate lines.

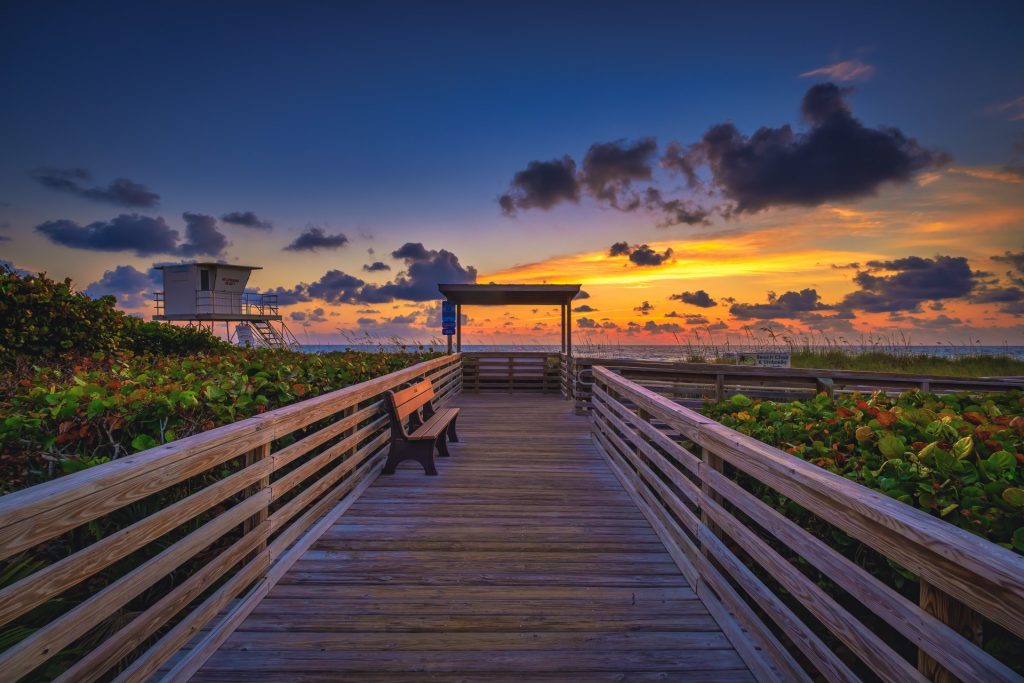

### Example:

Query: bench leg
xmin=436 ymin=433 xmax=450 ymax=458
xmin=382 ymin=440 xmax=438 ymax=476
xmin=447 ymin=416 xmax=459 ymax=443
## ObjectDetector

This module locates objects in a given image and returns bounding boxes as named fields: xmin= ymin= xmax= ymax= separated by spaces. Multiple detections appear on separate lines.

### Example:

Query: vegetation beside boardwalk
xmin=703 ymin=390 xmax=1024 ymax=554
xmin=790 ymin=349 xmax=1024 ymax=377
xmin=0 ymin=269 xmax=439 ymax=494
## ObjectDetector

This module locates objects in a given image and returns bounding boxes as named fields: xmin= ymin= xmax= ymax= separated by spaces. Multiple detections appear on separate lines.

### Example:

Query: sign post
xmin=441 ymin=300 xmax=456 ymax=353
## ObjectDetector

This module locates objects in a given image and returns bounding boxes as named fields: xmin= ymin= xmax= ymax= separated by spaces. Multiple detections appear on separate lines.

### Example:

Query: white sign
xmin=754 ymin=352 xmax=791 ymax=368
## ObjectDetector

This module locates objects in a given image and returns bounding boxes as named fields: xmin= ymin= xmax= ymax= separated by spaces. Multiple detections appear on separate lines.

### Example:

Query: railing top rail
xmin=461 ymin=351 xmax=561 ymax=357
xmin=577 ymin=356 xmax=1022 ymax=389
xmin=592 ymin=364 xmax=1024 ymax=640
xmin=0 ymin=354 xmax=460 ymax=537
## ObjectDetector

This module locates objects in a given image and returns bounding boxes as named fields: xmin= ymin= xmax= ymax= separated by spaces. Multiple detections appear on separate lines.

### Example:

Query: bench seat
xmin=383 ymin=379 xmax=460 ymax=475
xmin=410 ymin=408 xmax=460 ymax=441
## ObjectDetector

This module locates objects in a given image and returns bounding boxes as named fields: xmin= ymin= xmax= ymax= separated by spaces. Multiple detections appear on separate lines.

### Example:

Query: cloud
xmin=262 ymin=285 xmax=311 ymax=306
xmin=284 ymin=227 xmax=349 ymax=252
xmin=84 ymin=264 xmax=160 ymax=308
xmin=607 ymin=241 xmax=674 ymax=266
xmin=987 ymin=96 xmax=1024 ymax=121
xmin=31 ymin=167 xmax=160 ymax=207
xmin=392 ymin=242 xmax=431 ymax=260
xmin=36 ymin=214 xmax=180 ymax=256
xmin=573 ymin=304 xmax=596 ymax=313
xmin=730 ymin=288 xmax=831 ymax=319
xmin=629 ymin=245 xmax=673 ymax=266
xmin=359 ymin=243 xmax=477 ymax=302
xmin=282 ymin=243 xmax=477 ymax=305
xmin=664 ymin=83 xmax=948 ymax=214
xmin=305 ymin=270 xmax=366 ymax=303
xmin=363 ymin=261 xmax=391 ymax=272
xmin=644 ymin=321 xmax=683 ymax=334
xmin=684 ymin=314 xmax=709 ymax=325
xmin=178 ymin=212 xmax=228 ymax=257
xmin=992 ymin=250 xmax=1024 ymax=283
xmin=839 ymin=255 xmax=981 ymax=313
xmin=634 ymin=300 xmax=655 ymax=315
xmin=641 ymin=188 xmax=711 ymax=227
xmin=221 ymin=211 xmax=272 ymax=230
xmin=577 ymin=316 xmax=597 ymax=328
xmin=800 ymin=60 xmax=876 ymax=82
xmin=669 ymin=290 xmax=717 ymax=308
xmin=948 ymin=166 xmax=1024 ymax=185
xmin=498 ymin=156 xmax=580 ymax=215
xmin=609 ymin=241 xmax=631 ymax=257
xmin=580 ymin=138 xmax=657 ymax=209
xmin=574 ymin=290 xmax=590 ymax=299
xmin=971 ymin=285 xmax=1024 ymax=304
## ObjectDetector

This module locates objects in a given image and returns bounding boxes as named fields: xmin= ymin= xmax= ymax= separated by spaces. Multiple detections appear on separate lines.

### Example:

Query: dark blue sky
xmin=3 ymin=1 xmax=1021 ymax=226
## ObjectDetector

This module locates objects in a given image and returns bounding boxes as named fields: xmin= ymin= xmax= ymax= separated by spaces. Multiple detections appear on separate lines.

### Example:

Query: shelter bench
xmin=382 ymin=379 xmax=459 ymax=475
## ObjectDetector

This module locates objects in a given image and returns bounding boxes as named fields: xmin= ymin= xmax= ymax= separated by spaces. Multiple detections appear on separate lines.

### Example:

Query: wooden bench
xmin=382 ymin=379 xmax=459 ymax=475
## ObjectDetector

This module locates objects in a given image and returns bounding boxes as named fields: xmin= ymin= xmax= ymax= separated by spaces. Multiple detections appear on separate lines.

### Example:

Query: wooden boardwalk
xmin=192 ymin=393 xmax=752 ymax=682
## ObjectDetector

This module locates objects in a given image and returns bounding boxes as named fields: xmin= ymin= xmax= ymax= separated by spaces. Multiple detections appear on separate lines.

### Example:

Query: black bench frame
xmin=382 ymin=381 xmax=459 ymax=476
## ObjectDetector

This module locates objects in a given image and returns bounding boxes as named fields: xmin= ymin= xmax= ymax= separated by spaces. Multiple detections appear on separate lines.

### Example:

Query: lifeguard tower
xmin=152 ymin=262 xmax=298 ymax=348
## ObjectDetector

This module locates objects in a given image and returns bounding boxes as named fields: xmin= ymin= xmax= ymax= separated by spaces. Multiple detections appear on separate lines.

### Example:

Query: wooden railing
xmin=590 ymin=365 xmax=1024 ymax=683
xmin=571 ymin=357 xmax=1023 ymax=413
xmin=460 ymin=351 xmax=562 ymax=394
xmin=0 ymin=354 xmax=462 ymax=682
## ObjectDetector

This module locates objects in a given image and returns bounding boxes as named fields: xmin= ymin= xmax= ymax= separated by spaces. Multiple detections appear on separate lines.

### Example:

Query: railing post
xmin=714 ymin=373 xmax=725 ymax=403
xmin=242 ymin=442 xmax=271 ymax=558
xmin=699 ymin=446 xmax=725 ymax=557
xmin=815 ymin=377 xmax=834 ymax=399
xmin=918 ymin=579 xmax=982 ymax=682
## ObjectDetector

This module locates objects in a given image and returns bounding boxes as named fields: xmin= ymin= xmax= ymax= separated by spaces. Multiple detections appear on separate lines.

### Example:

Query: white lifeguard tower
xmin=152 ymin=262 xmax=298 ymax=348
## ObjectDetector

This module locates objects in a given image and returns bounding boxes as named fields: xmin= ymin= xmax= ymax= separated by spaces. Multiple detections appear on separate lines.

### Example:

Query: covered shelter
xmin=437 ymin=283 xmax=582 ymax=354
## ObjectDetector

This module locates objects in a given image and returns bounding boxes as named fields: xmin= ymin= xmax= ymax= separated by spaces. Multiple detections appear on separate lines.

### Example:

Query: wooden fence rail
xmin=460 ymin=351 xmax=562 ymax=394
xmin=590 ymin=365 xmax=1024 ymax=683
xmin=571 ymin=357 xmax=1023 ymax=414
xmin=0 ymin=354 xmax=462 ymax=682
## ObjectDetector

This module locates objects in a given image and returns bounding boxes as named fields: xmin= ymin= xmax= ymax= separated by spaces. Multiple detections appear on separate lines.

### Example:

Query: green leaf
xmin=878 ymin=434 xmax=906 ymax=458
xmin=1002 ymin=487 xmax=1024 ymax=507
xmin=1013 ymin=528 xmax=1024 ymax=553
xmin=951 ymin=436 xmax=973 ymax=460
xmin=729 ymin=393 xmax=752 ymax=408
xmin=131 ymin=433 xmax=158 ymax=452
xmin=986 ymin=451 xmax=1016 ymax=479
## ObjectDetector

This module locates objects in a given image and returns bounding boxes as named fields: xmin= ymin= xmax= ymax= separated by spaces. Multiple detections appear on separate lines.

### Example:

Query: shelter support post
xmin=566 ymin=304 xmax=572 ymax=357
xmin=456 ymin=304 xmax=462 ymax=352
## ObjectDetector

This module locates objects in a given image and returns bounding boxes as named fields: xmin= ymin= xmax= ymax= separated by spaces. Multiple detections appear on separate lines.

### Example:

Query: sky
xmin=1 ymin=1 xmax=1023 ymax=347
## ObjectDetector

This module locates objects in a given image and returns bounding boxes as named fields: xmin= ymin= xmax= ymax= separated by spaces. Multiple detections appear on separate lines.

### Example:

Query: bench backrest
xmin=388 ymin=379 xmax=435 ymax=421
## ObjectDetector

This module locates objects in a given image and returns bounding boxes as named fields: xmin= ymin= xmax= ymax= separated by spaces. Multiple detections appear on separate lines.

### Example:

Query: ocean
xmin=299 ymin=343 xmax=1024 ymax=362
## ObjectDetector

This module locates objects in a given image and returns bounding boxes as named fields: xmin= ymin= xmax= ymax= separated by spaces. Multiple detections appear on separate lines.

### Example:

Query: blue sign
xmin=441 ymin=300 xmax=456 ymax=335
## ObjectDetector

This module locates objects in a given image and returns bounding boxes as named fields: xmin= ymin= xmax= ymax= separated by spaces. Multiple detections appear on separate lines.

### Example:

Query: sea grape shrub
xmin=0 ymin=268 xmax=128 ymax=365
xmin=0 ymin=348 xmax=439 ymax=493
xmin=702 ymin=390 xmax=1024 ymax=554
xmin=0 ymin=268 xmax=227 ymax=364
xmin=120 ymin=317 xmax=226 ymax=355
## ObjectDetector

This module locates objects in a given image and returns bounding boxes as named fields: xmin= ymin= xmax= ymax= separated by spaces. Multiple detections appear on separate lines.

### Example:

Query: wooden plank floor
xmin=192 ymin=393 xmax=752 ymax=682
